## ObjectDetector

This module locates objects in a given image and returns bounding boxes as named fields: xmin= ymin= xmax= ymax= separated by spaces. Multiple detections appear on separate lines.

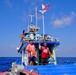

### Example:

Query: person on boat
xmin=26 ymin=40 xmax=36 ymax=65
xmin=21 ymin=30 xmax=25 ymax=41
xmin=39 ymin=42 xmax=52 ymax=65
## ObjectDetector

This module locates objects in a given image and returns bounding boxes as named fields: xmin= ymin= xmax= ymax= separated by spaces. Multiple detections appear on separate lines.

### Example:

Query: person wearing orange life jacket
xmin=39 ymin=42 xmax=52 ymax=65
xmin=26 ymin=40 xmax=36 ymax=65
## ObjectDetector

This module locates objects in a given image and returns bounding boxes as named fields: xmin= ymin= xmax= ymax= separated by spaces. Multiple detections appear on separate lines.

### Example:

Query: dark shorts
xmin=28 ymin=56 xmax=36 ymax=62
xmin=41 ymin=58 xmax=48 ymax=63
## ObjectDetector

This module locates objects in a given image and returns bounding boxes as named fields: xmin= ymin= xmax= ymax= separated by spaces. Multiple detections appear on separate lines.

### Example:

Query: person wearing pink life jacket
xmin=26 ymin=40 xmax=36 ymax=65
xmin=39 ymin=42 xmax=52 ymax=65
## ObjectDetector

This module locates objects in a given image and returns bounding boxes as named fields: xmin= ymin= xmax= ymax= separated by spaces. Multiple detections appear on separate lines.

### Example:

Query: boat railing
xmin=21 ymin=34 xmax=59 ymax=42
xmin=30 ymin=68 xmax=39 ymax=75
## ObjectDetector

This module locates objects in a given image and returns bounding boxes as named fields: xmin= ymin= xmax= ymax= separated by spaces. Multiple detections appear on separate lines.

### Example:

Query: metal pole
xmin=29 ymin=14 xmax=34 ymax=24
xmin=36 ymin=7 xmax=38 ymax=27
xmin=22 ymin=50 xmax=24 ymax=64
xmin=42 ymin=13 xmax=45 ymax=39
xmin=28 ymin=17 xmax=29 ymax=32
xmin=52 ymin=49 xmax=57 ymax=65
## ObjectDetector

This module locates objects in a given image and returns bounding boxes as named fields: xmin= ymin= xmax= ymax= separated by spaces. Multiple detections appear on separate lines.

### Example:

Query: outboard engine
xmin=4 ymin=65 xmax=24 ymax=75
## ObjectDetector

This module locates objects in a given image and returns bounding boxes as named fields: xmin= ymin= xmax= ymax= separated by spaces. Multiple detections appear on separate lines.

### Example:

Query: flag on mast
xmin=42 ymin=4 xmax=50 ymax=10
xmin=39 ymin=4 xmax=50 ymax=14
xmin=39 ymin=4 xmax=50 ymax=39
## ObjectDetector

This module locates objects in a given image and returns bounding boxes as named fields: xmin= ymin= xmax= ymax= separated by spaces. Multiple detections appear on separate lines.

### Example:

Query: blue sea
xmin=0 ymin=57 xmax=76 ymax=72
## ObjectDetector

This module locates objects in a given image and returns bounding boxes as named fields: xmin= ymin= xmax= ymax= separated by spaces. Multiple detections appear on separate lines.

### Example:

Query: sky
xmin=0 ymin=0 xmax=76 ymax=57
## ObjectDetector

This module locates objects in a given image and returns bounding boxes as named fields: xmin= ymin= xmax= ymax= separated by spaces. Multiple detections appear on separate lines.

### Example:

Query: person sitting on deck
xmin=26 ymin=40 xmax=36 ymax=65
xmin=39 ymin=42 xmax=52 ymax=65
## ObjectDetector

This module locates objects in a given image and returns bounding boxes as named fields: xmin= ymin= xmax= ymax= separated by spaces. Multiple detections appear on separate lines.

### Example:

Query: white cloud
xmin=51 ymin=12 xmax=76 ymax=28
xmin=4 ymin=0 xmax=13 ymax=9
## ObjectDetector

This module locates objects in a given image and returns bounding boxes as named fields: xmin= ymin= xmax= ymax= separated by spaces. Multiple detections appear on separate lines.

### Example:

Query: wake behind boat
xmin=1 ymin=4 xmax=76 ymax=75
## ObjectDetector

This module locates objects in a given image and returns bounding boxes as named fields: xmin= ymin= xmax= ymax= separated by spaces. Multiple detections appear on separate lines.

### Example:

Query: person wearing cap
xmin=26 ymin=40 xmax=36 ymax=65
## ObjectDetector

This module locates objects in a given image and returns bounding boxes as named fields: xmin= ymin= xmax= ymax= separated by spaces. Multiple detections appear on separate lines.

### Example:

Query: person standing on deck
xmin=26 ymin=40 xmax=36 ymax=65
xmin=39 ymin=42 xmax=52 ymax=65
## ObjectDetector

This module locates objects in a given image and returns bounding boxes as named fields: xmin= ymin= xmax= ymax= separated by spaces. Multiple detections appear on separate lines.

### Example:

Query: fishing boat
xmin=1 ymin=5 xmax=76 ymax=75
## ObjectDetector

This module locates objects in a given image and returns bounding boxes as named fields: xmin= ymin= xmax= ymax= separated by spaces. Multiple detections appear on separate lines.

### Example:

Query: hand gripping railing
xmin=30 ymin=68 xmax=39 ymax=75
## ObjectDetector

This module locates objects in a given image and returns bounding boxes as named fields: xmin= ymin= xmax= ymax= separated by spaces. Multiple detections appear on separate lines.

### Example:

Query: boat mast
xmin=42 ymin=13 xmax=45 ymax=39
xmin=39 ymin=9 xmax=46 ymax=39
xmin=28 ymin=17 xmax=30 ymax=32
xmin=28 ymin=14 xmax=34 ymax=33
xmin=36 ymin=7 xmax=38 ymax=27
xmin=29 ymin=14 xmax=34 ymax=25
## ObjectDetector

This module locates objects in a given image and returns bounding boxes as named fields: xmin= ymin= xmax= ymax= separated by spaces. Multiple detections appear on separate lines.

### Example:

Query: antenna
xmin=29 ymin=14 xmax=35 ymax=24
xmin=36 ymin=7 xmax=38 ymax=27
xmin=28 ymin=16 xmax=29 ymax=32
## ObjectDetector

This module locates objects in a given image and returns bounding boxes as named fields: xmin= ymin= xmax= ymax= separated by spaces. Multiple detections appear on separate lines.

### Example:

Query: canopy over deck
xmin=18 ymin=41 xmax=60 ymax=53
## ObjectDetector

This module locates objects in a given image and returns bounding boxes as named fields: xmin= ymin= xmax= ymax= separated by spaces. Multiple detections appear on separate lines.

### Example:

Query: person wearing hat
xmin=26 ymin=40 xmax=36 ymax=65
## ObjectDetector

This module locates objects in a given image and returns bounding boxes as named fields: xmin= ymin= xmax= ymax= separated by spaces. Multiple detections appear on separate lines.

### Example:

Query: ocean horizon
xmin=0 ymin=57 xmax=76 ymax=72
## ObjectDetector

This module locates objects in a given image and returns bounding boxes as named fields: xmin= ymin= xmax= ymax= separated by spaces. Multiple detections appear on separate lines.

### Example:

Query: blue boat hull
xmin=24 ymin=64 xmax=76 ymax=75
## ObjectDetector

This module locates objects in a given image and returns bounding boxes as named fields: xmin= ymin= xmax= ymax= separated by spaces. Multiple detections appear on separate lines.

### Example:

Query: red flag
xmin=42 ymin=4 xmax=50 ymax=10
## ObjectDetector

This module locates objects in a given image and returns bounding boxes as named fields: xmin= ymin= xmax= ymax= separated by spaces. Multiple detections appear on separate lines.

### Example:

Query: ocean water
xmin=0 ymin=57 xmax=76 ymax=72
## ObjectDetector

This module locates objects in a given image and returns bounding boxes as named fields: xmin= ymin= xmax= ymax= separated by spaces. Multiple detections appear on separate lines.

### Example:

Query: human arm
xmin=48 ymin=48 xmax=52 ymax=58
xmin=38 ymin=41 xmax=42 ymax=50
xmin=26 ymin=44 xmax=31 ymax=51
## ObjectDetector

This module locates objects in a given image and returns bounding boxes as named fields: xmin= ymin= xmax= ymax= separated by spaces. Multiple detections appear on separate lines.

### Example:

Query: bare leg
xmin=28 ymin=62 xmax=30 ymax=65
xmin=41 ymin=63 xmax=43 ymax=65
xmin=32 ymin=61 xmax=34 ymax=65
xmin=30 ymin=61 xmax=32 ymax=65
